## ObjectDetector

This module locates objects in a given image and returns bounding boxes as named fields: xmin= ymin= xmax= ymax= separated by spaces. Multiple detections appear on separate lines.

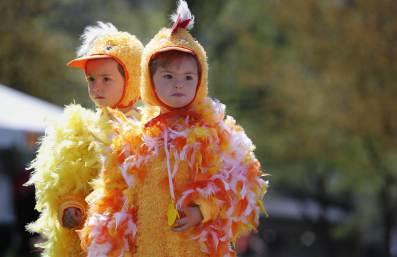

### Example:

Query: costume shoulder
xmin=192 ymin=97 xmax=226 ymax=124
xmin=136 ymin=104 xmax=161 ymax=125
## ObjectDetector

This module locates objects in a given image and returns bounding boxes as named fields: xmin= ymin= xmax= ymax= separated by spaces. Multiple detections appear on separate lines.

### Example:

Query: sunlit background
xmin=1 ymin=0 xmax=396 ymax=257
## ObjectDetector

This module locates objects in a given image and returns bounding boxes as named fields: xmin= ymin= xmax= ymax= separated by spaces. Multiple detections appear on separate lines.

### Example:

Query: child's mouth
xmin=172 ymin=93 xmax=184 ymax=97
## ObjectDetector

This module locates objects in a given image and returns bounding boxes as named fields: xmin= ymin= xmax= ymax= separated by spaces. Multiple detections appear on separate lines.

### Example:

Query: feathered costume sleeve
xmin=26 ymin=104 xmax=112 ymax=257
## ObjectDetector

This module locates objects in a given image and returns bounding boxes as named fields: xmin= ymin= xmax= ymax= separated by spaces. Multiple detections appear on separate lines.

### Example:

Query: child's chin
xmin=95 ymin=99 xmax=110 ymax=107
xmin=170 ymin=102 xmax=188 ymax=109
xmin=169 ymin=99 xmax=192 ymax=108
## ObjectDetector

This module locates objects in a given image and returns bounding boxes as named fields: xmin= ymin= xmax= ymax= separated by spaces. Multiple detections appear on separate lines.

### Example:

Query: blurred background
xmin=1 ymin=0 xmax=396 ymax=257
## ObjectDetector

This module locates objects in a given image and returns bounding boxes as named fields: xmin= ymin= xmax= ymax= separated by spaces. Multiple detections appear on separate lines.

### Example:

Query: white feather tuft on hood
xmin=77 ymin=21 xmax=119 ymax=57
xmin=170 ymin=0 xmax=195 ymax=31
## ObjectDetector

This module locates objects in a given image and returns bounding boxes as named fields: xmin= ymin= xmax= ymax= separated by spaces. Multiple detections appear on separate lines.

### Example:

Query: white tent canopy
xmin=0 ymin=83 xmax=62 ymax=132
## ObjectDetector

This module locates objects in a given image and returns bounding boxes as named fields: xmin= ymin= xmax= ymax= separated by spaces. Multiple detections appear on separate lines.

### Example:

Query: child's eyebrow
xmin=159 ymin=69 xmax=196 ymax=75
xmin=85 ymin=73 xmax=114 ymax=77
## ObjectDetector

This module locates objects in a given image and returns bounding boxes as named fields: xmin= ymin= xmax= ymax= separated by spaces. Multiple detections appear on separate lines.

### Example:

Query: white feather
xmin=87 ymin=242 xmax=112 ymax=257
xmin=127 ymin=218 xmax=137 ymax=237
xmin=77 ymin=21 xmax=119 ymax=57
xmin=170 ymin=0 xmax=195 ymax=30
xmin=113 ymin=212 xmax=121 ymax=229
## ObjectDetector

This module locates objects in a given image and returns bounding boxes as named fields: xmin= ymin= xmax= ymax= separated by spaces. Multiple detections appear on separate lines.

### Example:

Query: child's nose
xmin=91 ymin=81 xmax=102 ymax=92
xmin=175 ymin=80 xmax=183 ymax=88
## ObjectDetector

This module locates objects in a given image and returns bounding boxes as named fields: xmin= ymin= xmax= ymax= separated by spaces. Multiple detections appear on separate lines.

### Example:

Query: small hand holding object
xmin=171 ymin=205 xmax=203 ymax=232
xmin=62 ymin=207 xmax=84 ymax=229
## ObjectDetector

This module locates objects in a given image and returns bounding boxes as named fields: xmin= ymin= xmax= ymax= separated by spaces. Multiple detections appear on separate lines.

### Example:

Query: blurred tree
xmin=192 ymin=0 xmax=396 ymax=256
xmin=0 ymin=0 xmax=90 ymax=106
xmin=268 ymin=1 xmax=397 ymax=256
xmin=0 ymin=0 xmax=176 ymax=107
xmin=192 ymin=1 xmax=350 ymax=256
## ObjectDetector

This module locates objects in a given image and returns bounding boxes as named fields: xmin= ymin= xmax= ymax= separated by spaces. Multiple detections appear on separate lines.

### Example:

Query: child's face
xmin=152 ymin=56 xmax=199 ymax=109
xmin=85 ymin=58 xmax=124 ymax=107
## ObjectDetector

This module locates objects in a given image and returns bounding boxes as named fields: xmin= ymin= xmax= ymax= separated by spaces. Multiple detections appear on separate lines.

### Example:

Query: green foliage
xmin=267 ymin=0 xmax=397 ymax=254
xmin=184 ymin=0 xmax=396 ymax=255
xmin=0 ymin=0 xmax=88 ymax=106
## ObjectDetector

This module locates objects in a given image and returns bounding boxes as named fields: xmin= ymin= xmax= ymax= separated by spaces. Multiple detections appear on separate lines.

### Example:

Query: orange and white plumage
xmin=81 ymin=98 xmax=267 ymax=257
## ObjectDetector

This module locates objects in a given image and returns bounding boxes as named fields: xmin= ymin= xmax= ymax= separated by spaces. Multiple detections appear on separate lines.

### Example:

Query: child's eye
xmin=104 ymin=77 xmax=111 ymax=82
xmin=186 ymin=75 xmax=193 ymax=81
xmin=163 ymin=74 xmax=173 ymax=79
xmin=87 ymin=76 xmax=95 ymax=82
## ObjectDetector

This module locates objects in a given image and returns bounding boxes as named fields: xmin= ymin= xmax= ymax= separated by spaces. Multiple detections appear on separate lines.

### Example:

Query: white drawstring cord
xmin=164 ymin=128 xmax=175 ymax=201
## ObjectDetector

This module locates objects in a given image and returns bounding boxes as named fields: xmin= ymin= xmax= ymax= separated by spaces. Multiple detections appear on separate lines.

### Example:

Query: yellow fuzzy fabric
xmin=26 ymin=104 xmax=113 ymax=257
xmin=134 ymin=154 xmax=207 ymax=257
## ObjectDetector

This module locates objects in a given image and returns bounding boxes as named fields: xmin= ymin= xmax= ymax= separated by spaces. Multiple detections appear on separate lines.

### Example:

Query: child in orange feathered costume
xmin=80 ymin=1 xmax=267 ymax=257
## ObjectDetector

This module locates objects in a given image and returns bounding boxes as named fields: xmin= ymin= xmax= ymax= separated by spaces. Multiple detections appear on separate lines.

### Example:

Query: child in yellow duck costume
xmin=80 ymin=1 xmax=267 ymax=257
xmin=26 ymin=22 xmax=145 ymax=257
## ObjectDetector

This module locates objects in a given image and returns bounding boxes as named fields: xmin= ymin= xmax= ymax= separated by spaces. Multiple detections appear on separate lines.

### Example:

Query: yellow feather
xmin=27 ymin=104 xmax=112 ymax=257
xmin=167 ymin=201 xmax=180 ymax=226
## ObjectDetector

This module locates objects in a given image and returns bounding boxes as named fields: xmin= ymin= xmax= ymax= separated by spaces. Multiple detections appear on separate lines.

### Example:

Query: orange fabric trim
xmin=58 ymin=197 xmax=88 ymax=229
xmin=67 ymin=54 xmax=111 ymax=68
xmin=116 ymin=99 xmax=136 ymax=109
xmin=144 ymin=110 xmax=201 ymax=128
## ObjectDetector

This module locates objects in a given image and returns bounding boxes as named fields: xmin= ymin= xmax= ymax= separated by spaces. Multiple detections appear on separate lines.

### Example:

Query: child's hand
xmin=62 ymin=207 xmax=84 ymax=229
xmin=171 ymin=205 xmax=203 ymax=232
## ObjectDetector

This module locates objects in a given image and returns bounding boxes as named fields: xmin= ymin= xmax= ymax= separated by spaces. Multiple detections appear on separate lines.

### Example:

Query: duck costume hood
xmin=141 ymin=0 xmax=208 ymax=110
xmin=68 ymin=22 xmax=143 ymax=109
